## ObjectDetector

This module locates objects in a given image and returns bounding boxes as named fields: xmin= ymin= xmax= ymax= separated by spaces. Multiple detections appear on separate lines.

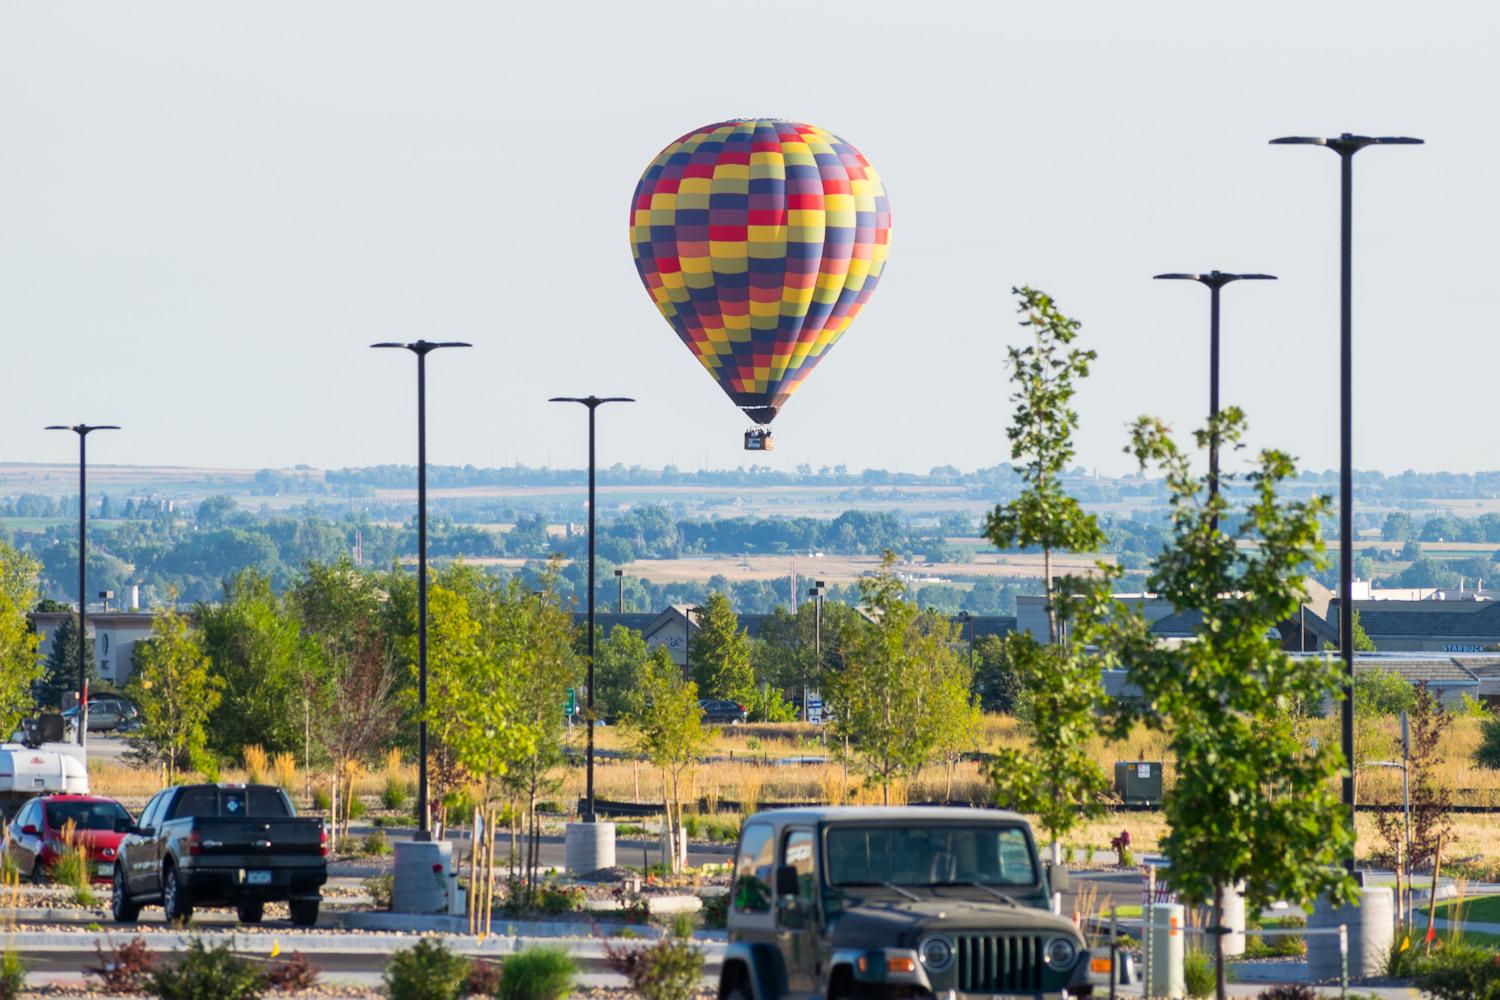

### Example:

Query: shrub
xmin=0 ymin=852 xmax=18 ymax=884
xmin=441 ymin=787 xmax=479 ymax=825
xmin=603 ymin=935 xmax=704 ymax=1000
xmin=360 ymin=830 xmax=391 ymax=857
xmin=312 ymin=786 xmax=332 ymax=811
xmin=699 ymin=893 xmax=728 ymax=929
xmin=0 ymin=949 xmax=25 ymax=1000
xmin=149 ymin=938 xmax=263 ymax=1000
xmin=347 ymin=794 xmax=368 ymax=820
xmin=1182 ymin=948 xmax=1215 ymax=1000
xmin=243 ymin=744 xmax=269 ymax=784
xmin=610 ymin=884 xmax=651 ymax=924
xmin=364 ymin=874 xmax=394 ymax=910
xmin=263 ymin=952 xmax=319 ymax=991
xmin=499 ymin=948 xmax=577 ymax=1000
xmin=1256 ymin=986 xmax=1318 ymax=1000
xmin=86 ymin=936 xmax=158 ymax=992
xmin=381 ymin=775 xmax=410 ymax=811
xmin=466 ymin=960 xmax=504 ymax=996
xmin=382 ymin=938 xmax=471 ymax=1000
xmin=271 ymin=752 xmax=298 ymax=794
xmin=538 ymin=883 xmax=587 ymax=916
xmin=667 ymin=911 xmax=695 ymax=940
xmin=1413 ymin=942 xmax=1500 ymax=1000
xmin=51 ymin=820 xmax=96 ymax=904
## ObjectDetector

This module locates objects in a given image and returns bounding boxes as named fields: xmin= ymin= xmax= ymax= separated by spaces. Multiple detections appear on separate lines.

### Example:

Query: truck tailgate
xmin=191 ymin=817 xmax=325 ymax=868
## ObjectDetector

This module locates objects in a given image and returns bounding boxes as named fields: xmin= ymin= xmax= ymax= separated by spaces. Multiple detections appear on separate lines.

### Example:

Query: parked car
xmin=718 ymin=806 xmax=1126 ymax=1000
xmin=112 ymin=783 xmax=327 ymax=926
xmin=61 ymin=696 xmax=140 ymax=735
xmin=4 ymin=794 xmax=132 ymax=884
xmin=698 ymin=698 xmax=748 ymax=724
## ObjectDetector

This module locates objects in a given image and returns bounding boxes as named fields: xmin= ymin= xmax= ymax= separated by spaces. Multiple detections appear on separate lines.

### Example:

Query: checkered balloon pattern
xmin=629 ymin=119 xmax=892 ymax=425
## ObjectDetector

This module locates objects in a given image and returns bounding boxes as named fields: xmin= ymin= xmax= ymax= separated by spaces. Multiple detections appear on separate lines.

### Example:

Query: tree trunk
xmin=1043 ymin=544 xmax=1057 ymax=645
xmin=1213 ymin=880 xmax=1227 ymax=1000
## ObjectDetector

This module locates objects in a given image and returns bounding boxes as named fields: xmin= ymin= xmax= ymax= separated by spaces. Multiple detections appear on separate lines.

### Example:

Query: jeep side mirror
xmin=20 ymin=825 xmax=37 ymax=837
xmin=775 ymin=864 xmax=800 ymax=898
xmin=1047 ymin=863 xmax=1070 ymax=895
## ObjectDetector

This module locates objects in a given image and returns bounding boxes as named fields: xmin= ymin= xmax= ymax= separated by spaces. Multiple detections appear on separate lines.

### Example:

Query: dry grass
xmin=82 ymin=713 xmax=1500 ymax=863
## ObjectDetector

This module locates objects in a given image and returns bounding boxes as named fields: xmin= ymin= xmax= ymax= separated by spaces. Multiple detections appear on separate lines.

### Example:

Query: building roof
xmin=1291 ymin=653 xmax=1482 ymax=686
xmin=1334 ymin=600 xmax=1500 ymax=641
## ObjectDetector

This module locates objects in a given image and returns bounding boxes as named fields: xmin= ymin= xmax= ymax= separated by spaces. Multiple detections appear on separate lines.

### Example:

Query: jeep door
xmin=777 ymin=827 xmax=821 ymax=997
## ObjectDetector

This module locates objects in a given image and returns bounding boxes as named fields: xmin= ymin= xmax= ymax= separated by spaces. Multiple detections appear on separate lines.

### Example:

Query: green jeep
xmin=718 ymin=806 xmax=1112 ymax=1000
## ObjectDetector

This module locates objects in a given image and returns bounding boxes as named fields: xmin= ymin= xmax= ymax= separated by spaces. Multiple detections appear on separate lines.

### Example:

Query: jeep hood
xmin=827 ymin=896 xmax=1083 ymax=948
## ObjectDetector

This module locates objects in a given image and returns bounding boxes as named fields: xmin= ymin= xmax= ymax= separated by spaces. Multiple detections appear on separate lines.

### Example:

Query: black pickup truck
xmin=112 ymin=783 xmax=327 ymax=926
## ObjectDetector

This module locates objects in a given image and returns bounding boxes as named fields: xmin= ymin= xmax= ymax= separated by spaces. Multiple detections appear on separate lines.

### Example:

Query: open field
xmin=619 ymin=551 xmax=1109 ymax=586
xmin=82 ymin=714 xmax=1500 ymax=869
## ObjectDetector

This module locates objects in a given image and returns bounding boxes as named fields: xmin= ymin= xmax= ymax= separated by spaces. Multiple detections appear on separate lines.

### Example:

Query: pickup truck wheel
xmin=236 ymin=902 xmax=264 ymax=924
xmin=289 ymin=898 xmax=319 ymax=927
xmin=111 ymin=867 xmax=140 ymax=923
xmin=162 ymin=866 xmax=193 ymax=924
xmin=29 ymin=861 xmax=45 ymax=885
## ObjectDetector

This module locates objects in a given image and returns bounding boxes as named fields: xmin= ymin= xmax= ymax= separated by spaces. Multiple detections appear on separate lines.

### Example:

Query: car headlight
xmin=920 ymin=936 xmax=953 ymax=971
xmin=1045 ymin=937 xmax=1078 ymax=968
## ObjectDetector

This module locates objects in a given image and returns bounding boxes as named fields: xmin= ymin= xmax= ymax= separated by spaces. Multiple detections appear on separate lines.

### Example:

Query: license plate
xmin=246 ymin=870 xmax=272 ymax=885
xmin=95 ymin=863 xmax=112 ymax=876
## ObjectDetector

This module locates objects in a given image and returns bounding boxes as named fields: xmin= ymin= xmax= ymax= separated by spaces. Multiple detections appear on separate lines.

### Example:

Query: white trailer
xmin=0 ymin=744 xmax=89 ymax=819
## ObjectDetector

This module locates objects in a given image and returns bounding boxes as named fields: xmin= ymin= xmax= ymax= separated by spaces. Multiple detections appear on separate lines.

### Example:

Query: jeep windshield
xmin=826 ymin=824 xmax=1037 ymax=887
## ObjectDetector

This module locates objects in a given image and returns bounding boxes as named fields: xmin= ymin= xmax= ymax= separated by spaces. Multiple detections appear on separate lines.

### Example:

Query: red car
xmin=5 ymin=795 xmax=133 ymax=884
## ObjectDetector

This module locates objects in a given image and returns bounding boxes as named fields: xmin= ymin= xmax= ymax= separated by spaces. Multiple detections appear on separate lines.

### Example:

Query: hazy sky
xmin=2 ymin=2 xmax=1493 ymax=479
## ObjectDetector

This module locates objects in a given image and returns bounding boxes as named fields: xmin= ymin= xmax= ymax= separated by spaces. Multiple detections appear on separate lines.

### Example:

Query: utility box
xmin=1114 ymin=761 xmax=1163 ymax=805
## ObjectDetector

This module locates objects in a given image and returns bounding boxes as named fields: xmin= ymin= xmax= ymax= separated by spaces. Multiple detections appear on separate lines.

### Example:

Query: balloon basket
xmin=744 ymin=429 xmax=774 ymax=451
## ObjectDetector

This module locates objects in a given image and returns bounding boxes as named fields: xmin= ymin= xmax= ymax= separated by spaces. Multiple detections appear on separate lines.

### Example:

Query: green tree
xmin=1324 ymin=609 xmax=1377 ymax=653
xmin=199 ymin=569 xmax=321 ymax=757
xmin=981 ymin=287 xmax=1111 ymax=865
xmin=125 ymin=602 xmax=223 ymax=782
xmin=688 ymin=593 xmax=754 ymax=702
xmin=593 ymin=625 xmax=652 ymax=723
xmin=825 ymin=554 xmax=967 ymax=803
xmin=1091 ymin=410 xmax=1354 ymax=1000
xmin=973 ymin=634 xmax=1021 ymax=714
xmin=621 ymin=646 xmax=715 ymax=872
xmin=1382 ymin=512 xmax=1416 ymax=542
xmin=0 ymin=542 xmax=42 ymax=737
xmin=492 ymin=573 xmax=581 ymax=894
xmin=33 ymin=613 xmax=97 ymax=710
xmin=984 ymin=287 xmax=1105 ymax=643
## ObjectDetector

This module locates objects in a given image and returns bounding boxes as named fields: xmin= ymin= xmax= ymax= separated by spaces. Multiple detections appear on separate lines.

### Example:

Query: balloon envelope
xmin=629 ymin=119 xmax=892 ymax=425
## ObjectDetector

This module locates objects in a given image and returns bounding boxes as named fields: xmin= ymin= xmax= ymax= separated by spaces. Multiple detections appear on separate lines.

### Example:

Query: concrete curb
xmin=1 ymin=928 xmax=730 ymax=959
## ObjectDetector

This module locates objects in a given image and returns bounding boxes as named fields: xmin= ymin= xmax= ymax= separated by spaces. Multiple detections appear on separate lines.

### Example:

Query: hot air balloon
xmin=629 ymin=119 xmax=892 ymax=450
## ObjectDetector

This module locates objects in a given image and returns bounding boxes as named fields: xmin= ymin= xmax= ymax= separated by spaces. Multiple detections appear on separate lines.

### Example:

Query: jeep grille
xmin=954 ymin=934 xmax=1044 ymax=994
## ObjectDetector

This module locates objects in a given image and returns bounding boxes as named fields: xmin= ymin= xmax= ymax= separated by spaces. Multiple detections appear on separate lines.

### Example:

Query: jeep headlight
xmin=1045 ymin=937 xmax=1078 ymax=968
xmin=920 ymin=936 xmax=953 ymax=971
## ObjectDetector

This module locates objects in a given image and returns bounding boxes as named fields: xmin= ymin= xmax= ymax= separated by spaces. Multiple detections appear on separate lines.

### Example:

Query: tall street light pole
xmin=45 ymin=424 xmax=119 ymax=749
xmin=1152 ymin=271 xmax=1277 ymax=530
xmin=372 ymin=340 xmax=470 ymax=841
xmin=807 ymin=581 xmax=826 ymax=722
xmin=549 ymin=396 xmax=634 ymax=823
xmin=1271 ymin=131 xmax=1422 ymax=868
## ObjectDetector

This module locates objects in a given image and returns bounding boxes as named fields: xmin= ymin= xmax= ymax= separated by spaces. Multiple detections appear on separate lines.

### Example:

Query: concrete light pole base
xmin=1308 ymin=886 xmax=1394 ymax=981
xmin=565 ymin=821 xmax=616 ymax=874
xmin=393 ymin=839 xmax=453 ymax=914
